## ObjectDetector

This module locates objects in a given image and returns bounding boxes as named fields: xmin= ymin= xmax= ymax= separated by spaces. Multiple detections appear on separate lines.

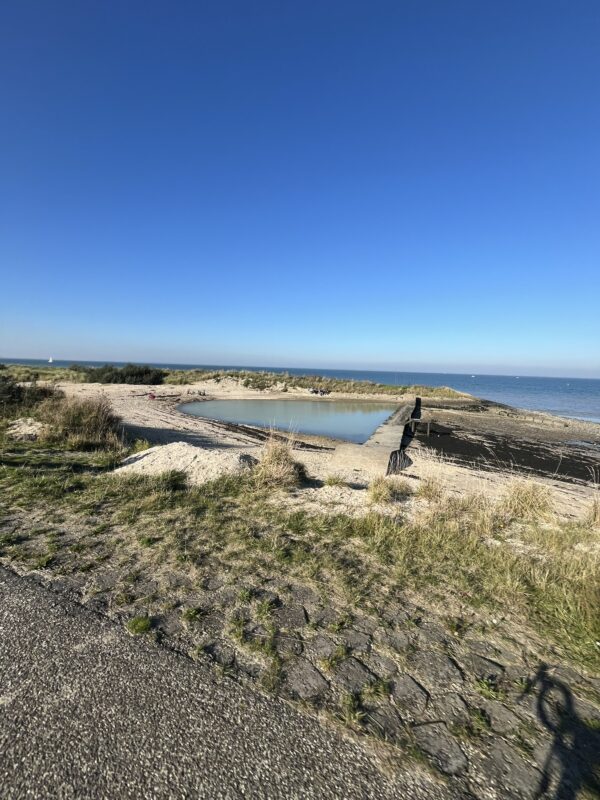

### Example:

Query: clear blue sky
xmin=1 ymin=1 xmax=599 ymax=377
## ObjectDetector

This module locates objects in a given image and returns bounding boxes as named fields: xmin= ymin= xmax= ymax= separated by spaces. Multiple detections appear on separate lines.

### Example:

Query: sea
xmin=3 ymin=358 xmax=600 ymax=425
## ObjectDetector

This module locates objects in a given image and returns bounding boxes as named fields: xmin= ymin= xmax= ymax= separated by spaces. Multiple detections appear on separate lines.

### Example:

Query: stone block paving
xmin=41 ymin=569 xmax=600 ymax=800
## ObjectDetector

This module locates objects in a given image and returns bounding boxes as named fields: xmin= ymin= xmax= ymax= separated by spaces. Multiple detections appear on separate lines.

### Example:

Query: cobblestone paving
xmin=9 ymin=556 xmax=599 ymax=800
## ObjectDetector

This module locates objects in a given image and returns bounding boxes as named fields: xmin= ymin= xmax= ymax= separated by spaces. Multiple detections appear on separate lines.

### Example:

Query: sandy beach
xmin=56 ymin=378 xmax=600 ymax=520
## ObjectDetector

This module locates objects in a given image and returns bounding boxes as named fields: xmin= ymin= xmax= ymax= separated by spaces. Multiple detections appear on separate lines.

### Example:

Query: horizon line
xmin=2 ymin=356 xmax=599 ymax=382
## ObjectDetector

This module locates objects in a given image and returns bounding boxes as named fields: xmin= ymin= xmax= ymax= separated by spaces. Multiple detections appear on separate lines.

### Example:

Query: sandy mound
xmin=115 ymin=442 xmax=258 ymax=485
xmin=6 ymin=417 xmax=48 ymax=441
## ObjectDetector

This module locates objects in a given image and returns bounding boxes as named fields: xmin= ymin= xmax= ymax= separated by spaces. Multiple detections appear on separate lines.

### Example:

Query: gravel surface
xmin=0 ymin=566 xmax=456 ymax=800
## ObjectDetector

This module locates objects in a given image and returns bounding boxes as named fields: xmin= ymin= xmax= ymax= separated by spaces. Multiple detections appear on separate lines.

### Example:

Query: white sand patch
xmin=6 ymin=417 xmax=48 ymax=441
xmin=285 ymin=483 xmax=370 ymax=516
xmin=115 ymin=442 xmax=258 ymax=485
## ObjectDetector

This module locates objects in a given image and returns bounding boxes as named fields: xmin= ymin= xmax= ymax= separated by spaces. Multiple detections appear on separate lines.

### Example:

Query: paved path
xmin=0 ymin=567 xmax=456 ymax=799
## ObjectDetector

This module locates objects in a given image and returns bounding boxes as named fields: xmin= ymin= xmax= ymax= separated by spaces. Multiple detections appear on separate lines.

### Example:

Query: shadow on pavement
xmin=531 ymin=663 xmax=600 ymax=799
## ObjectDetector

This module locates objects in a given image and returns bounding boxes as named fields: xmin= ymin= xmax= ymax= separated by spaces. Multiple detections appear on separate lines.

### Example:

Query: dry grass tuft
xmin=587 ymin=495 xmax=600 ymax=528
xmin=500 ymin=480 xmax=553 ymax=521
xmin=368 ymin=476 xmax=414 ymax=504
xmin=415 ymin=476 xmax=444 ymax=502
xmin=129 ymin=438 xmax=152 ymax=454
xmin=37 ymin=395 xmax=122 ymax=450
xmin=368 ymin=477 xmax=394 ymax=504
xmin=324 ymin=474 xmax=347 ymax=487
xmin=389 ymin=477 xmax=414 ymax=498
xmin=425 ymin=492 xmax=496 ymax=537
xmin=254 ymin=435 xmax=306 ymax=489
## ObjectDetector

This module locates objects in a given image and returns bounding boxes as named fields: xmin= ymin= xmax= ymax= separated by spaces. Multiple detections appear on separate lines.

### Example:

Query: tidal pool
xmin=178 ymin=399 xmax=398 ymax=444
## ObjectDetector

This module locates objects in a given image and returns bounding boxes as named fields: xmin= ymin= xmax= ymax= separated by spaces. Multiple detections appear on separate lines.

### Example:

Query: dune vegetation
xmin=0 ymin=377 xmax=598 ymax=675
xmin=1 ymin=361 xmax=466 ymax=398
xmin=2 ymin=375 xmax=600 ymax=790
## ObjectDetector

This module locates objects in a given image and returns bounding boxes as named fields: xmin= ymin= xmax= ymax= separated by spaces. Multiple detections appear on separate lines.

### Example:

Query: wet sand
xmin=412 ymin=397 xmax=600 ymax=485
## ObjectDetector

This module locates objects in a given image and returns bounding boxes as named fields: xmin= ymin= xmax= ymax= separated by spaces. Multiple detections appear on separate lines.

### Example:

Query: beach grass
xmin=324 ymin=474 xmax=347 ymax=487
xmin=415 ymin=476 xmax=445 ymax=502
xmin=1 ymin=388 xmax=598 ymax=673
xmin=36 ymin=395 xmax=123 ymax=450
xmin=1 ymin=364 xmax=87 ymax=384
xmin=1 ymin=363 xmax=166 ymax=385
xmin=163 ymin=368 xmax=466 ymax=398
xmin=253 ymin=434 xmax=307 ymax=489
xmin=587 ymin=494 xmax=600 ymax=528
xmin=499 ymin=480 xmax=554 ymax=522
xmin=368 ymin=476 xmax=413 ymax=504
xmin=2 ymin=361 xmax=467 ymax=399
xmin=1 ymin=434 xmax=598 ymax=671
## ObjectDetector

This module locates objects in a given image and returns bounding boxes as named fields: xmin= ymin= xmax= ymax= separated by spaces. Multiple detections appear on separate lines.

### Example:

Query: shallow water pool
xmin=178 ymin=399 xmax=398 ymax=443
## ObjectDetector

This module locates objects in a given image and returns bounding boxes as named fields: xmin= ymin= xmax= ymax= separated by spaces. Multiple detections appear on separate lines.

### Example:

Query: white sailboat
xmin=48 ymin=357 xmax=53 ymax=364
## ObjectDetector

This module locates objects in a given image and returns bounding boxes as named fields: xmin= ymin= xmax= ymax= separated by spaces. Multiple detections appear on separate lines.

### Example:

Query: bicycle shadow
xmin=530 ymin=663 xmax=600 ymax=799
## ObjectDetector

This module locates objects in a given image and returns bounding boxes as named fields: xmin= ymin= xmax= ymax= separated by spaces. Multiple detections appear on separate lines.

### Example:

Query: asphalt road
xmin=0 ymin=566 xmax=455 ymax=799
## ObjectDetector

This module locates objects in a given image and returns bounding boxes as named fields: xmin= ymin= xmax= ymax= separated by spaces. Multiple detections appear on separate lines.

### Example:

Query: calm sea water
xmin=3 ymin=358 xmax=600 ymax=424
xmin=179 ymin=398 xmax=398 ymax=444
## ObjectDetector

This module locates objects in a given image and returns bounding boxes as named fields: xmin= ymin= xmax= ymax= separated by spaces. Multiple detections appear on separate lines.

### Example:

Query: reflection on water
xmin=178 ymin=399 xmax=398 ymax=443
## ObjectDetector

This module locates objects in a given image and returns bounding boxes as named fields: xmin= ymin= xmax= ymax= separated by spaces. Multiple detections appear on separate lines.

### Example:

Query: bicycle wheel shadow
xmin=531 ymin=663 xmax=600 ymax=799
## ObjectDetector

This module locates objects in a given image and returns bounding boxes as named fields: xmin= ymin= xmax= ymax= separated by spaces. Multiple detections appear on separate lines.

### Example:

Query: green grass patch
xmin=476 ymin=678 xmax=507 ymax=701
xmin=320 ymin=644 xmax=349 ymax=672
xmin=324 ymin=474 xmax=347 ymax=487
xmin=127 ymin=615 xmax=152 ymax=635
xmin=368 ymin=476 xmax=413 ymax=504
xmin=1 ymin=433 xmax=598 ymax=672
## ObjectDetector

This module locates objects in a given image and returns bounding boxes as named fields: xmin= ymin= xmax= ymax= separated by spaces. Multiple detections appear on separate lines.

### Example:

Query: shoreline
xmin=51 ymin=378 xmax=600 ymax=521
xmin=5 ymin=360 xmax=599 ymax=424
